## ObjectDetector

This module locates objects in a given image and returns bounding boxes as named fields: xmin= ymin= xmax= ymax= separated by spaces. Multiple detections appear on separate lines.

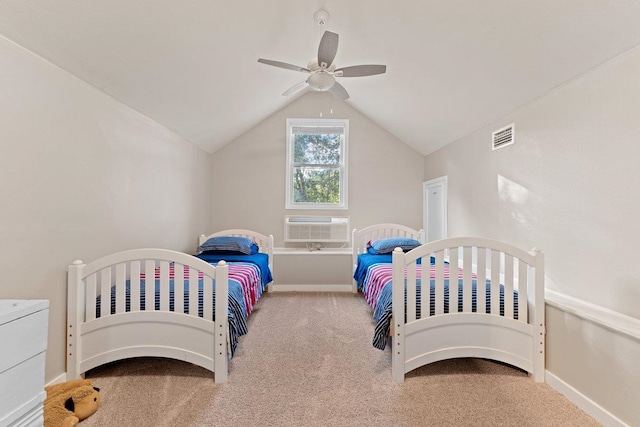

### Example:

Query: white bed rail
xmin=391 ymin=237 xmax=544 ymax=383
xmin=67 ymin=248 xmax=229 ymax=383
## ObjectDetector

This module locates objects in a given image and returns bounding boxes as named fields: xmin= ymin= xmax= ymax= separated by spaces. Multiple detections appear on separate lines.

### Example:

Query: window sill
xmin=274 ymin=247 xmax=352 ymax=256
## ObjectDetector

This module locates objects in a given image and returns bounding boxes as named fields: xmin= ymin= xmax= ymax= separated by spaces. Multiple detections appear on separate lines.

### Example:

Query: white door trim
xmin=423 ymin=176 xmax=448 ymax=242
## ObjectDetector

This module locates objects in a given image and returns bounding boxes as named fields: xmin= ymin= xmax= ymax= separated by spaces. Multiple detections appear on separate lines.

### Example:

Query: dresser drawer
xmin=0 ymin=308 xmax=48 ymax=374
xmin=0 ymin=352 xmax=46 ymax=426
xmin=0 ymin=300 xmax=49 ymax=427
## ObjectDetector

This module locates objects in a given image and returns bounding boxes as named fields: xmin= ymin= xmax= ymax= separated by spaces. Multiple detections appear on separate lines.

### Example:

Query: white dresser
xmin=0 ymin=300 xmax=49 ymax=427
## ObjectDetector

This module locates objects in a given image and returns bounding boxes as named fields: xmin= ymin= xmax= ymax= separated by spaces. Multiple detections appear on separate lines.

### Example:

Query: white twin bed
xmin=67 ymin=224 xmax=545 ymax=384
xmin=352 ymin=223 xmax=545 ymax=383
xmin=66 ymin=229 xmax=273 ymax=383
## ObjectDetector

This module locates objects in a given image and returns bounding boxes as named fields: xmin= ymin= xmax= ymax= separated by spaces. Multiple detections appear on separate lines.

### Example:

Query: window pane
xmin=286 ymin=118 xmax=348 ymax=210
xmin=293 ymin=133 xmax=341 ymax=165
xmin=292 ymin=166 xmax=340 ymax=204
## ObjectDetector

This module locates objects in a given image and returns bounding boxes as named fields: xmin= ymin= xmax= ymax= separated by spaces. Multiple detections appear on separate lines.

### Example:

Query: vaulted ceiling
xmin=1 ymin=1 xmax=640 ymax=155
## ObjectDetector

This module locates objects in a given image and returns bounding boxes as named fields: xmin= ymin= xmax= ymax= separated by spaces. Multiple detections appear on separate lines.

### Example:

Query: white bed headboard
xmin=199 ymin=229 xmax=273 ymax=254
xmin=351 ymin=223 xmax=424 ymax=292
xmin=198 ymin=229 xmax=274 ymax=290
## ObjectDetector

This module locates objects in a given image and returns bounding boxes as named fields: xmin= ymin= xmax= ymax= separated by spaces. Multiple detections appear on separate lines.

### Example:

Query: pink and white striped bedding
xmin=362 ymin=263 xmax=475 ymax=310
xmin=146 ymin=262 xmax=263 ymax=317
xmin=228 ymin=263 xmax=262 ymax=316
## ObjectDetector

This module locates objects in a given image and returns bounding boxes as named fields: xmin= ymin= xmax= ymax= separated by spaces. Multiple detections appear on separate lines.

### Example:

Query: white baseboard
xmin=270 ymin=284 xmax=353 ymax=292
xmin=46 ymin=372 xmax=68 ymax=387
xmin=545 ymin=370 xmax=629 ymax=427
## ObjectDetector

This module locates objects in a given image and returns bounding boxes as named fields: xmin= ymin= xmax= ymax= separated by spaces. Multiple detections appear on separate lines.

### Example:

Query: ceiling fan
xmin=258 ymin=30 xmax=386 ymax=100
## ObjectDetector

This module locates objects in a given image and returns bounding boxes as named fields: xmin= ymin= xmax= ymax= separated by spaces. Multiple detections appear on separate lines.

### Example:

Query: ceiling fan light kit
xmin=257 ymin=18 xmax=387 ymax=100
xmin=307 ymin=72 xmax=335 ymax=91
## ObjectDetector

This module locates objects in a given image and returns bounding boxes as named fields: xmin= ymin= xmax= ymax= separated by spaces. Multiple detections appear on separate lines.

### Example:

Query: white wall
xmin=424 ymin=46 xmax=640 ymax=425
xmin=0 ymin=36 xmax=212 ymax=382
xmin=211 ymin=92 xmax=425 ymax=246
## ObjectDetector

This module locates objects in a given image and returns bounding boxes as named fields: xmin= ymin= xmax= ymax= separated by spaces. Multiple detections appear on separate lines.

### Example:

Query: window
xmin=286 ymin=118 xmax=348 ymax=210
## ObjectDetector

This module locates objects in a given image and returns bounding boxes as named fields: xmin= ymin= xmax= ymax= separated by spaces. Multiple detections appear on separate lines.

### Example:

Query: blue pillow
xmin=197 ymin=236 xmax=257 ymax=255
xmin=368 ymin=237 xmax=422 ymax=254
xmin=200 ymin=244 xmax=259 ymax=256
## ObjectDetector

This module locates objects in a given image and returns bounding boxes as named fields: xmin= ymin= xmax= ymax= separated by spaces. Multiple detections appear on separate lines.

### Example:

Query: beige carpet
xmin=80 ymin=292 xmax=600 ymax=426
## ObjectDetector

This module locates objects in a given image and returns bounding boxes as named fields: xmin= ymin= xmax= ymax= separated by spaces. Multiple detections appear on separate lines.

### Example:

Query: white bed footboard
xmin=67 ymin=248 xmax=229 ymax=383
xmin=391 ymin=237 xmax=544 ymax=383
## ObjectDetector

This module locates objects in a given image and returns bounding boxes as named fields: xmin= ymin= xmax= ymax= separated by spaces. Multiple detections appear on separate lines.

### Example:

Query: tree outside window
xmin=286 ymin=119 xmax=348 ymax=209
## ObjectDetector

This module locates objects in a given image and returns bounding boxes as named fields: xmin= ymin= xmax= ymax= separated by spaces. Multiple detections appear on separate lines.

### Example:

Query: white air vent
xmin=492 ymin=123 xmax=515 ymax=150
xmin=285 ymin=216 xmax=350 ymax=243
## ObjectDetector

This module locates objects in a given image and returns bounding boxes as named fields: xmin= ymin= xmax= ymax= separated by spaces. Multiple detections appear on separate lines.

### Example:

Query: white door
xmin=423 ymin=176 xmax=447 ymax=242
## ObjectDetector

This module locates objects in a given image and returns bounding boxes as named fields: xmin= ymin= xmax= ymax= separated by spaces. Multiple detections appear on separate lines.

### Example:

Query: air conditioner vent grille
xmin=492 ymin=123 xmax=515 ymax=150
xmin=284 ymin=216 xmax=349 ymax=243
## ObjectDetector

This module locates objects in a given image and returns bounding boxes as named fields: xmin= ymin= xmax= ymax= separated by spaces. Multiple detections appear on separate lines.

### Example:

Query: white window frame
xmin=285 ymin=118 xmax=349 ymax=210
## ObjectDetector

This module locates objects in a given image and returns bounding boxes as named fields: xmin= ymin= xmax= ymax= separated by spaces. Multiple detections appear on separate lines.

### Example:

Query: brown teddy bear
xmin=44 ymin=378 xmax=101 ymax=427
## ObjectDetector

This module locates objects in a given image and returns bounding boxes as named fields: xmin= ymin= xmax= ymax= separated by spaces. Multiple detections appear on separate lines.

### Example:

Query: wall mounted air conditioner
xmin=284 ymin=216 xmax=350 ymax=243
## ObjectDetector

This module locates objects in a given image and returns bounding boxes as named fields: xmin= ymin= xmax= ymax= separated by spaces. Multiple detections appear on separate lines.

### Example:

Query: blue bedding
xmin=196 ymin=252 xmax=273 ymax=287
xmin=353 ymin=253 xmax=425 ymax=292
xmin=353 ymin=253 xmax=392 ymax=291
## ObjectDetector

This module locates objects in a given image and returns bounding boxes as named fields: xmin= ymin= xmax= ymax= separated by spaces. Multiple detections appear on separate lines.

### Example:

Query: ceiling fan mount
xmin=258 ymin=30 xmax=387 ymax=100
xmin=307 ymin=61 xmax=335 ymax=73
xmin=314 ymin=9 xmax=329 ymax=26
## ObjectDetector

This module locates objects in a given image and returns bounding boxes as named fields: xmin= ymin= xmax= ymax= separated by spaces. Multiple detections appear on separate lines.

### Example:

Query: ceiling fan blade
xmin=328 ymin=81 xmax=349 ymax=100
xmin=317 ymin=31 xmax=339 ymax=69
xmin=334 ymin=64 xmax=387 ymax=77
xmin=282 ymin=81 xmax=309 ymax=96
xmin=258 ymin=58 xmax=310 ymax=73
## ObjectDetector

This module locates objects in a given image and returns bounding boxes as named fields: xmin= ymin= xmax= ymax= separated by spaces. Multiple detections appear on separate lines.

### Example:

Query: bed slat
xmin=189 ymin=266 xmax=198 ymax=316
xmin=462 ymin=246 xmax=472 ymax=312
xmin=145 ymin=260 xmax=155 ymax=311
xmin=203 ymin=276 xmax=213 ymax=321
xmin=100 ymin=269 xmax=111 ymax=317
xmin=130 ymin=261 xmax=141 ymax=312
xmin=115 ymin=263 xmax=126 ymax=314
xmin=504 ymin=255 xmax=514 ymax=318
xmin=449 ymin=247 xmax=459 ymax=313
xmin=490 ymin=250 xmax=500 ymax=315
xmin=407 ymin=261 xmax=417 ymax=323
xmin=159 ymin=261 xmax=169 ymax=311
xmin=434 ymin=251 xmax=444 ymax=315
xmin=86 ymin=274 xmax=97 ymax=321
xmin=174 ymin=263 xmax=184 ymax=314
xmin=476 ymin=247 xmax=487 ymax=314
